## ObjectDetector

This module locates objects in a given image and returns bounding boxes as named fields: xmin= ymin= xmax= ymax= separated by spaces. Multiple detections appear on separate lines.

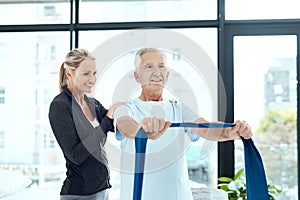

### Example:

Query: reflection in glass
xmin=234 ymin=35 xmax=297 ymax=199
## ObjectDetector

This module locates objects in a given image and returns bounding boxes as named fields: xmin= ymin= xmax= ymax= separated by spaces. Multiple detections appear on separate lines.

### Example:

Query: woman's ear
xmin=65 ymin=69 xmax=71 ymax=77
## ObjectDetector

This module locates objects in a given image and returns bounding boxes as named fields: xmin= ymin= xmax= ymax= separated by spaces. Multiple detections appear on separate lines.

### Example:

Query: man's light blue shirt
xmin=114 ymin=98 xmax=201 ymax=200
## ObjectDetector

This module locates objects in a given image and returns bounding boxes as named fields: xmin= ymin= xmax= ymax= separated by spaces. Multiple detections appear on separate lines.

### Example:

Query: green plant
xmin=218 ymin=168 xmax=282 ymax=200
xmin=255 ymin=108 xmax=296 ymax=145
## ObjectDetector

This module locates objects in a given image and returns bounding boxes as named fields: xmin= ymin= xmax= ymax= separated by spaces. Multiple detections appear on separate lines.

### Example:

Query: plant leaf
xmin=218 ymin=177 xmax=233 ymax=182
xmin=234 ymin=168 xmax=245 ymax=180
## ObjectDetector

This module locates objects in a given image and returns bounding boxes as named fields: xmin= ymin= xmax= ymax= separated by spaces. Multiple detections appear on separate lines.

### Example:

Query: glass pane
xmin=234 ymin=35 xmax=297 ymax=199
xmin=226 ymin=0 xmax=300 ymax=20
xmin=0 ymin=32 xmax=70 ymax=189
xmin=80 ymin=28 xmax=219 ymax=199
xmin=0 ymin=1 xmax=70 ymax=25
xmin=79 ymin=0 xmax=217 ymax=22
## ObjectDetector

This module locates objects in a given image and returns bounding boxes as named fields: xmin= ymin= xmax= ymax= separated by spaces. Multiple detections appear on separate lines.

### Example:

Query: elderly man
xmin=114 ymin=47 xmax=252 ymax=200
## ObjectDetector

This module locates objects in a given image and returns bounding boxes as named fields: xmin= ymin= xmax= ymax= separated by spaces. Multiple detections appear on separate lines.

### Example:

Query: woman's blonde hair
xmin=59 ymin=48 xmax=95 ymax=92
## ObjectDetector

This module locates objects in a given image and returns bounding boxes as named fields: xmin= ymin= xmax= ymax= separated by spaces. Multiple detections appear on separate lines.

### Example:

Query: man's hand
xmin=116 ymin=116 xmax=141 ymax=139
xmin=140 ymin=117 xmax=171 ymax=139
xmin=223 ymin=120 xmax=253 ymax=140
xmin=233 ymin=120 xmax=252 ymax=139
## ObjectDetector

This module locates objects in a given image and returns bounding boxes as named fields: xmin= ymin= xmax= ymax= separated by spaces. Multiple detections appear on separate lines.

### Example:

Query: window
xmin=265 ymin=70 xmax=290 ymax=104
xmin=234 ymin=35 xmax=297 ymax=199
xmin=0 ymin=131 xmax=4 ymax=149
xmin=0 ymin=87 xmax=5 ymax=104
xmin=226 ymin=0 xmax=300 ymax=20
xmin=50 ymin=46 xmax=56 ymax=60
xmin=0 ymin=31 xmax=69 ymax=188
xmin=79 ymin=0 xmax=217 ymax=22
xmin=0 ymin=1 xmax=70 ymax=25
xmin=0 ymin=131 xmax=4 ymax=163
xmin=44 ymin=5 xmax=56 ymax=17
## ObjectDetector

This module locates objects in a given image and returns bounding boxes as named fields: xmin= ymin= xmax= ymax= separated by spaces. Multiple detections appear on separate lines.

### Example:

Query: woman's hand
xmin=106 ymin=102 xmax=126 ymax=119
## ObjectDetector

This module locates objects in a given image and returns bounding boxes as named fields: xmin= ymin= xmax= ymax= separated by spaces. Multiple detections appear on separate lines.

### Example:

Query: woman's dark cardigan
xmin=48 ymin=86 xmax=114 ymax=195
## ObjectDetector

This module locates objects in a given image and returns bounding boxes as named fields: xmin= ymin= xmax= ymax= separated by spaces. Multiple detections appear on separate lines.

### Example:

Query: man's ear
xmin=134 ymin=71 xmax=140 ymax=83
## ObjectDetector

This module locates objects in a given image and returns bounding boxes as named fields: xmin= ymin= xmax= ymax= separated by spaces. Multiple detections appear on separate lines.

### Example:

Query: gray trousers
xmin=60 ymin=189 xmax=109 ymax=200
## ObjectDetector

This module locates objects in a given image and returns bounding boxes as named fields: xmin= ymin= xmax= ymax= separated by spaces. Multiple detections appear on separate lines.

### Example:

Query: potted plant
xmin=218 ymin=168 xmax=282 ymax=200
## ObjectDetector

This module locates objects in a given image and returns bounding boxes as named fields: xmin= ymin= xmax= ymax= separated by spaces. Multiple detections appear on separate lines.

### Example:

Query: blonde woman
xmin=49 ymin=48 xmax=122 ymax=200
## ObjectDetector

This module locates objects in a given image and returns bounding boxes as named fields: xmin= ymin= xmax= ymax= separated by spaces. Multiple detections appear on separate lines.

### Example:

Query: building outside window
xmin=0 ymin=87 xmax=5 ymax=104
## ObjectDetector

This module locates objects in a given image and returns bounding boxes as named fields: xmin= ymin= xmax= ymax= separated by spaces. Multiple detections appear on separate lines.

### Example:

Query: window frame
xmin=219 ymin=19 xmax=300 ymax=195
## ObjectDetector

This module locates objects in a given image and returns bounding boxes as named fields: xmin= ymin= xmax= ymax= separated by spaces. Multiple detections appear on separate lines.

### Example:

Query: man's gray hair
xmin=134 ymin=47 xmax=167 ymax=71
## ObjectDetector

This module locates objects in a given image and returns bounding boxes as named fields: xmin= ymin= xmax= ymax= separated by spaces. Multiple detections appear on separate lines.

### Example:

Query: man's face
xmin=135 ymin=51 xmax=169 ymax=89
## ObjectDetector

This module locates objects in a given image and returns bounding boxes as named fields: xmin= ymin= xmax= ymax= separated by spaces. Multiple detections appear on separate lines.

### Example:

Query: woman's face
xmin=71 ymin=58 xmax=97 ymax=94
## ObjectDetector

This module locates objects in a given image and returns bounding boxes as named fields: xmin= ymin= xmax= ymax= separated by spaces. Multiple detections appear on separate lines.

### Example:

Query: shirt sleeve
xmin=95 ymin=100 xmax=115 ymax=133
xmin=115 ymin=128 xmax=125 ymax=140
xmin=181 ymin=103 xmax=202 ymax=142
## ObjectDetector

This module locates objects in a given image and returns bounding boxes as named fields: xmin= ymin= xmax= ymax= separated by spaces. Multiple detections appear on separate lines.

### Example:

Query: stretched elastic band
xmin=170 ymin=122 xmax=235 ymax=128
xmin=133 ymin=122 xmax=269 ymax=200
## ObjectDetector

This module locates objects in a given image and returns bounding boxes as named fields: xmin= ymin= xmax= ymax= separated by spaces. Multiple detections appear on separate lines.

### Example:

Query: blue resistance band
xmin=133 ymin=122 xmax=269 ymax=200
